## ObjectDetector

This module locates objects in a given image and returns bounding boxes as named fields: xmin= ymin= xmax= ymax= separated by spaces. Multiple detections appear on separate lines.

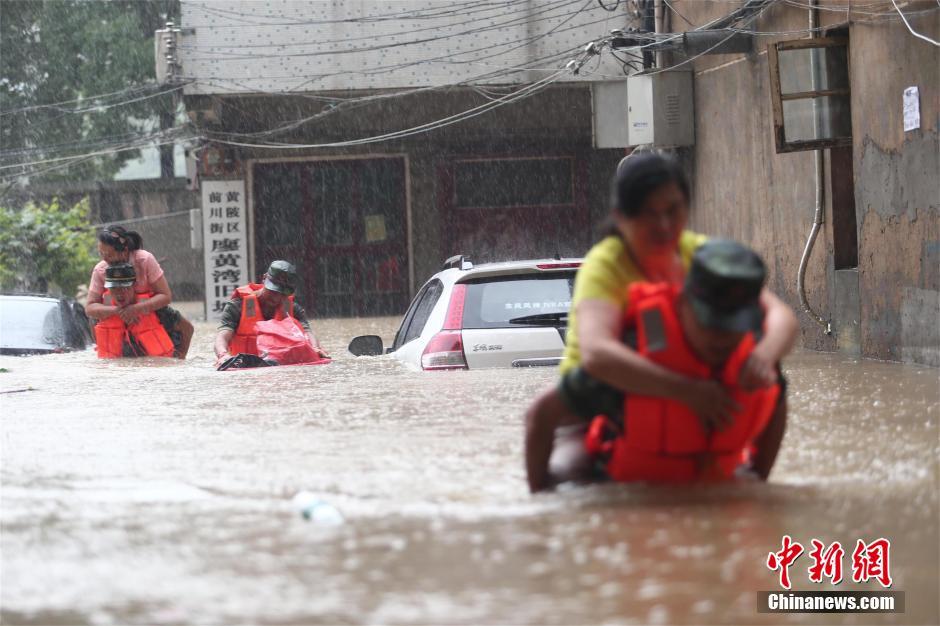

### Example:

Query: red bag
xmin=255 ymin=317 xmax=325 ymax=365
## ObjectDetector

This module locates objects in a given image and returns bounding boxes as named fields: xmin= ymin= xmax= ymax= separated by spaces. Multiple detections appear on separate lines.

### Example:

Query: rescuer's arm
xmin=738 ymin=289 xmax=798 ymax=390
xmin=175 ymin=317 xmax=194 ymax=360
xmin=750 ymin=392 xmax=787 ymax=480
xmin=214 ymin=329 xmax=234 ymax=363
xmin=84 ymin=289 xmax=118 ymax=320
xmin=307 ymin=327 xmax=329 ymax=358
xmin=117 ymin=276 xmax=172 ymax=324
xmin=578 ymin=299 xmax=740 ymax=430
xmin=213 ymin=300 xmax=241 ymax=364
xmin=293 ymin=304 xmax=329 ymax=358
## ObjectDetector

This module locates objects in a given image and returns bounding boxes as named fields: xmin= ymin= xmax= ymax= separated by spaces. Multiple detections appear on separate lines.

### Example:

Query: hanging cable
xmin=662 ymin=0 xmax=696 ymax=26
xmin=183 ymin=0 xmax=579 ymax=60
xmin=0 ymin=128 xmax=192 ymax=171
xmin=198 ymin=30 xmax=679 ymax=141
xmin=204 ymin=69 xmax=570 ymax=150
xmin=629 ymin=0 xmax=774 ymax=76
xmin=890 ymin=0 xmax=940 ymax=46
xmin=0 ymin=83 xmax=183 ymax=117
xmin=180 ymin=4 xmax=610 ymax=86
xmin=181 ymin=0 xmax=576 ymax=53
xmin=201 ymin=34 xmax=612 ymax=151
xmin=183 ymin=0 xmax=529 ymax=29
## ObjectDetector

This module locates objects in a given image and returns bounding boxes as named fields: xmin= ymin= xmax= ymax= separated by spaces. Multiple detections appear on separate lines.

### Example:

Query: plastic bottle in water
xmin=291 ymin=491 xmax=344 ymax=525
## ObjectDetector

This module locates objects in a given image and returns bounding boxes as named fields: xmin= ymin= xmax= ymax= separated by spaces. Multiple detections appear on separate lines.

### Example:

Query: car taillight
xmin=443 ymin=284 xmax=466 ymax=330
xmin=421 ymin=330 xmax=467 ymax=370
xmin=422 ymin=285 xmax=468 ymax=370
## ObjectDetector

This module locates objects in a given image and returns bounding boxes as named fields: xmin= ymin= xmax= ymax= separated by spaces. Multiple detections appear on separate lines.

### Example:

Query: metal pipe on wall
xmin=654 ymin=0 xmax=664 ymax=67
xmin=796 ymin=0 xmax=832 ymax=334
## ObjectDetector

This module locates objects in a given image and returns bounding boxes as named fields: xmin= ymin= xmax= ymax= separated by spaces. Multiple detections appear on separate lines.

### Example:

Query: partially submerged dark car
xmin=0 ymin=294 xmax=93 ymax=355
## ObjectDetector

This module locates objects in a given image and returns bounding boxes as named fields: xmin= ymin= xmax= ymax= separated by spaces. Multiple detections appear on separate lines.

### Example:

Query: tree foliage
xmin=0 ymin=0 xmax=178 ymax=184
xmin=0 ymin=197 xmax=96 ymax=295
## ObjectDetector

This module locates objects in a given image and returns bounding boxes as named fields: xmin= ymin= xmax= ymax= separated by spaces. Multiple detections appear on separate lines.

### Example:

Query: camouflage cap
xmin=104 ymin=262 xmax=136 ymax=289
xmin=263 ymin=260 xmax=298 ymax=295
xmin=685 ymin=239 xmax=766 ymax=332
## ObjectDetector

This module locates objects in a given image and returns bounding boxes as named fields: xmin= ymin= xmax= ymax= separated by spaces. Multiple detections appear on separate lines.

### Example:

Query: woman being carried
xmin=84 ymin=226 xmax=194 ymax=359
xmin=524 ymin=153 xmax=798 ymax=492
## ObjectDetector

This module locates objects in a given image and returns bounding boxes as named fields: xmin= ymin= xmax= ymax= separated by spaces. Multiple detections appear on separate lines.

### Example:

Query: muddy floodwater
xmin=1 ymin=317 xmax=938 ymax=625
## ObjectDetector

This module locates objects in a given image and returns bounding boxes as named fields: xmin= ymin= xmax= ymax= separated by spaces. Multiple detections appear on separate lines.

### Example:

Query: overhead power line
xmin=182 ymin=0 xmax=586 ymax=61
xmin=889 ymin=0 xmax=940 ymax=46
xmin=201 ymin=35 xmax=614 ymax=151
xmin=183 ymin=0 xmax=538 ymax=29
xmin=182 ymin=4 xmax=612 ymax=88
xmin=0 ymin=128 xmax=192 ymax=172
xmin=181 ymin=0 xmax=578 ymax=52
xmin=0 ymin=84 xmax=181 ymax=117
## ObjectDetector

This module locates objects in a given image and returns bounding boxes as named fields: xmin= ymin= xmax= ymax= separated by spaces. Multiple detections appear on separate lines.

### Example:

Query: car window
xmin=0 ymin=298 xmax=65 ymax=350
xmin=461 ymin=272 xmax=575 ymax=329
xmin=392 ymin=279 xmax=444 ymax=350
xmin=392 ymin=284 xmax=428 ymax=351
xmin=61 ymin=301 xmax=93 ymax=349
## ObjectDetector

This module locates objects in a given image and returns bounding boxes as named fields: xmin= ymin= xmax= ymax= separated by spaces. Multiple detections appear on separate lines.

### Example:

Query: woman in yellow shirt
xmin=525 ymin=153 xmax=798 ymax=492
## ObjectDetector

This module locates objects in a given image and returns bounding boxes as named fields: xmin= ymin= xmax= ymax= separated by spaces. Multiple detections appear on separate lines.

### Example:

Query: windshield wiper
xmin=508 ymin=312 xmax=568 ymax=325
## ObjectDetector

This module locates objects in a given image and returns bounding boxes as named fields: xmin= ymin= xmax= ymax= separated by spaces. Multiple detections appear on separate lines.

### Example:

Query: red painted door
xmin=253 ymin=157 xmax=409 ymax=317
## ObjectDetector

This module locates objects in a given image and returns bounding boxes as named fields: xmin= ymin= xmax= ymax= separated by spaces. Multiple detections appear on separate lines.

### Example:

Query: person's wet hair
xmin=98 ymin=226 xmax=143 ymax=252
xmin=611 ymin=152 xmax=690 ymax=218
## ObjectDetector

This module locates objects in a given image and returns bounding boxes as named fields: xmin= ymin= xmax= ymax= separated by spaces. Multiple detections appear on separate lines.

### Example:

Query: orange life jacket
xmin=584 ymin=282 xmax=780 ymax=483
xmin=229 ymin=283 xmax=295 ymax=356
xmin=95 ymin=291 xmax=175 ymax=359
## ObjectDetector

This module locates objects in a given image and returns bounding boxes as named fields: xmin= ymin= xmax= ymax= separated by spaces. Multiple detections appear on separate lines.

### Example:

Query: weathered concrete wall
xmin=673 ymin=0 xmax=939 ymax=365
xmin=675 ymin=0 xmax=837 ymax=353
xmin=850 ymin=12 xmax=939 ymax=365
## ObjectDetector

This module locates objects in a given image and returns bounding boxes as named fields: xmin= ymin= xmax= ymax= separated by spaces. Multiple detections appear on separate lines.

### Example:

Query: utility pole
xmin=156 ymin=20 xmax=182 ymax=179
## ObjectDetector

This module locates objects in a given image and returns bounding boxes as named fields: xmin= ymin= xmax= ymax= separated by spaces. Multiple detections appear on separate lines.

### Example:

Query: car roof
xmin=0 ymin=293 xmax=63 ymax=302
xmin=435 ymin=258 xmax=582 ymax=283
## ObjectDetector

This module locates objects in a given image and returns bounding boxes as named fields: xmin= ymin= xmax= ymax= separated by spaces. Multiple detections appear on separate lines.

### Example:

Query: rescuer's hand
xmin=117 ymin=303 xmax=144 ymax=325
xmin=682 ymin=380 xmax=740 ymax=432
xmin=100 ymin=305 xmax=121 ymax=319
xmin=738 ymin=347 xmax=777 ymax=391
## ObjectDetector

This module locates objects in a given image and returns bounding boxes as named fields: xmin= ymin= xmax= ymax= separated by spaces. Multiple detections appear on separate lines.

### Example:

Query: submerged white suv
xmin=348 ymin=255 xmax=581 ymax=370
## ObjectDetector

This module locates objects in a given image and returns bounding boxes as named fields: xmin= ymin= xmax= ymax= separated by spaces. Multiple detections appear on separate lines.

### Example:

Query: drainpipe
xmin=796 ymin=0 xmax=832 ymax=334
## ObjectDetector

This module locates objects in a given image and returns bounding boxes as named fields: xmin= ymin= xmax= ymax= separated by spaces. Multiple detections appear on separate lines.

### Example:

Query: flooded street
xmin=1 ymin=317 xmax=938 ymax=625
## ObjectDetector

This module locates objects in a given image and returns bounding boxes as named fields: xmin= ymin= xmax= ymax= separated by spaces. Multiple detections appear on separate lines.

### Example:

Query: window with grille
xmin=768 ymin=37 xmax=851 ymax=153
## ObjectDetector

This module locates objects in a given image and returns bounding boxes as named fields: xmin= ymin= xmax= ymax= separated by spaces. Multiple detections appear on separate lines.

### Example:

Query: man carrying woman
xmin=524 ymin=153 xmax=799 ymax=492
xmin=84 ymin=226 xmax=194 ymax=359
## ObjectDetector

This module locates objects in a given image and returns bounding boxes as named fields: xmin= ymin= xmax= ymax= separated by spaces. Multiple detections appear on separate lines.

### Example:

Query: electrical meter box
xmin=592 ymin=80 xmax=631 ymax=149
xmin=627 ymin=71 xmax=694 ymax=147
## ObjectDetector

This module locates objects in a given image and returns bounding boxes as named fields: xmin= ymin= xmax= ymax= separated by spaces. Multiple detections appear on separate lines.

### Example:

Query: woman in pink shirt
xmin=85 ymin=226 xmax=193 ymax=358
